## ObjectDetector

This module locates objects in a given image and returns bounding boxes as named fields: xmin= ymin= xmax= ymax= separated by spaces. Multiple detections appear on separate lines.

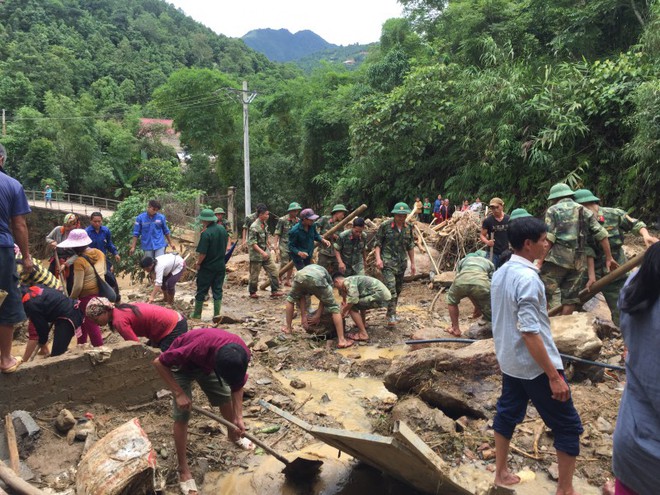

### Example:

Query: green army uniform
xmin=315 ymin=215 xmax=341 ymax=273
xmin=375 ymin=215 xmax=415 ymax=318
xmin=541 ymin=197 xmax=608 ymax=306
xmin=286 ymin=264 xmax=339 ymax=313
xmin=344 ymin=275 xmax=391 ymax=311
xmin=194 ymin=216 xmax=228 ymax=318
xmin=242 ymin=212 xmax=257 ymax=240
xmin=446 ymin=253 xmax=495 ymax=320
xmin=274 ymin=216 xmax=298 ymax=266
xmin=248 ymin=218 xmax=280 ymax=295
xmin=334 ymin=229 xmax=367 ymax=276
xmin=585 ymin=206 xmax=647 ymax=325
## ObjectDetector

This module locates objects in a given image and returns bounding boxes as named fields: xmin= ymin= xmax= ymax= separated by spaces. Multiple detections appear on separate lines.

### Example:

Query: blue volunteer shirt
xmin=85 ymin=225 xmax=118 ymax=256
xmin=0 ymin=171 xmax=31 ymax=247
xmin=132 ymin=211 xmax=170 ymax=251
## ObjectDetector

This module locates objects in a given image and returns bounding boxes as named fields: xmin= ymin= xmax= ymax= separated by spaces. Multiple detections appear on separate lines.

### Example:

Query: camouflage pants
xmin=382 ymin=263 xmax=406 ymax=317
xmin=446 ymin=275 xmax=492 ymax=321
xmin=249 ymin=255 xmax=280 ymax=294
xmin=540 ymin=262 xmax=585 ymax=306
xmin=584 ymin=268 xmax=626 ymax=326
xmin=317 ymin=253 xmax=339 ymax=275
xmin=279 ymin=247 xmax=291 ymax=267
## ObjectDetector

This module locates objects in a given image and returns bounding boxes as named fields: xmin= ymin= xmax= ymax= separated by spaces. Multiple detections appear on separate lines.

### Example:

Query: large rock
xmin=465 ymin=320 xmax=493 ymax=340
xmin=384 ymin=339 xmax=500 ymax=419
xmin=550 ymin=313 xmax=603 ymax=360
xmin=433 ymin=271 xmax=455 ymax=288
xmin=392 ymin=397 xmax=456 ymax=434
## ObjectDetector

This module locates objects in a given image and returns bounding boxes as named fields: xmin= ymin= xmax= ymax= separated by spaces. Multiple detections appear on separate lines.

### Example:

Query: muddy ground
xmin=6 ymin=234 xmax=649 ymax=495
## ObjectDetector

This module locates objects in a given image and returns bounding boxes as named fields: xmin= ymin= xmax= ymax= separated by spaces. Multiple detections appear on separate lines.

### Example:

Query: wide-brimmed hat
xmin=547 ymin=183 xmax=574 ymax=200
xmin=331 ymin=204 xmax=348 ymax=213
xmin=509 ymin=208 xmax=533 ymax=220
xmin=287 ymin=202 xmax=302 ymax=212
xmin=214 ymin=207 xmax=226 ymax=215
xmin=391 ymin=202 xmax=411 ymax=215
xmin=198 ymin=209 xmax=217 ymax=222
xmin=300 ymin=208 xmax=319 ymax=220
xmin=573 ymin=189 xmax=600 ymax=204
xmin=57 ymin=229 xmax=92 ymax=248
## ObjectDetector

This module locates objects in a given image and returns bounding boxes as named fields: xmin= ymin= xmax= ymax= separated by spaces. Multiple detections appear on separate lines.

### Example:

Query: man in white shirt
xmin=490 ymin=216 xmax=582 ymax=495
xmin=141 ymin=253 xmax=185 ymax=304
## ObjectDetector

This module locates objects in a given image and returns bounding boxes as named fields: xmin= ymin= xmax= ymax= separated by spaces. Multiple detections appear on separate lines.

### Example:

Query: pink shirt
xmin=159 ymin=328 xmax=250 ymax=391
xmin=112 ymin=303 xmax=180 ymax=344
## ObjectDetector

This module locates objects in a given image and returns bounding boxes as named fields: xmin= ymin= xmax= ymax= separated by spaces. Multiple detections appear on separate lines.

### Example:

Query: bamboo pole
xmin=4 ymin=415 xmax=19 ymax=474
xmin=414 ymin=224 xmax=440 ymax=275
xmin=0 ymin=460 xmax=47 ymax=495
xmin=260 ymin=204 xmax=368 ymax=290
xmin=548 ymin=253 xmax=644 ymax=317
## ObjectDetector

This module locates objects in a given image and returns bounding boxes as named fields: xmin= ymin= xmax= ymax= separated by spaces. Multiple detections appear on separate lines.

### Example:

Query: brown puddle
xmin=335 ymin=343 xmax=409 ymax=361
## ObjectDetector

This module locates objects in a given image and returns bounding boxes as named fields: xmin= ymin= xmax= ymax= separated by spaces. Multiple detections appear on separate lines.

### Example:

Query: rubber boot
xmin=212 ymin=299 xmax=222 ymax=323
xmin=190 ymin=300 xmax=204 ymax=319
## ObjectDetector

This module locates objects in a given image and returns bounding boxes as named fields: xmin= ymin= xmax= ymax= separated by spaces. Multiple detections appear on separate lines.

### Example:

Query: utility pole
xmin=225 ymin=82 xmax=257 ymax=217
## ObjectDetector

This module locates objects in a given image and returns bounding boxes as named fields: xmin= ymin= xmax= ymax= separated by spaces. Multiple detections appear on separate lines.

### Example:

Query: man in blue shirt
xmin=129 ymin=200 xmax=175 ymax=259
xmin=0 ymin=143 xmax=33 ymax=373
xmin=490 ymin=216 xmax=582 ymax=494
xmin=287 ymin=208 xmax=330 ymax=270
xmin=433 ymin=194 xmax=443 ymax=223
xmin=86 ymin=211 xmax=120 ymax=270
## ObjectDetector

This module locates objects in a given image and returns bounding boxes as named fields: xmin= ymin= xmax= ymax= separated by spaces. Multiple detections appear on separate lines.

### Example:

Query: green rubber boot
xmin=190 ymin=300 xmax=204 ymax=319
xmin=212 ymin=299 xmax=222 ymax=324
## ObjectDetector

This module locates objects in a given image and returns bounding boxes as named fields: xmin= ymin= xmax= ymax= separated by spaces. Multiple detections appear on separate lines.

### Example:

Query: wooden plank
xmin=4 ymin=414 xmax=19 ymax=474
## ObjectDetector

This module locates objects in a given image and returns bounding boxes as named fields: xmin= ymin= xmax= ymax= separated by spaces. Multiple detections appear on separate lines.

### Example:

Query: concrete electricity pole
xmin=225 ymin=81 xmax=257 ymax=217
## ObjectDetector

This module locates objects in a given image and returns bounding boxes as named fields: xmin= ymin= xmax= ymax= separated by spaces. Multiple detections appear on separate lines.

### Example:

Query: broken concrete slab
xmin=550 ymin=313 xmax=603 ymax=360
xmin=0 ymin=342 xmax=163 ymax=416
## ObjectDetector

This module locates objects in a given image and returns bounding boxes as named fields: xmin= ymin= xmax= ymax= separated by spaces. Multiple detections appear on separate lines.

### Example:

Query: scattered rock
xmin=11 ymin=410 xmax=41 ymax=457
xmin=320 ymin=393 xmax=331 ymax=403
xmin=596 ymin=416 xmax=614 ymax=434
xmin=289 ymin=378 xmax=306 ymax=389
xmin=433 ymin=272 xmax=455 ymax=288
xmin=548 ymin=462 xmax=559 ymax=481
xmin=55 ymin=409 xmax=76 ymax=433
xmin=550 ymin=313 xmax=603 ymax=360
xmin=465 ymin=320 xmax=493 ymax=340
xmin=391 ymin=397 xmax=456 ymax=434
xmin=270 ymin=395 xmax=292 ymax=408
xmin=256 ymin=378 xmax=272 ymax=385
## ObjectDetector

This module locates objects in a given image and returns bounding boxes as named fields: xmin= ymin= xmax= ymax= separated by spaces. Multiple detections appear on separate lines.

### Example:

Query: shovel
xmin=192 ymin=405 xmax=322 ymax=480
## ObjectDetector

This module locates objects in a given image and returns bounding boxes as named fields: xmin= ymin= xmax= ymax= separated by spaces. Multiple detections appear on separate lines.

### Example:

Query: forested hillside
xmin=0 ymin=0 xmax=658 ymax=221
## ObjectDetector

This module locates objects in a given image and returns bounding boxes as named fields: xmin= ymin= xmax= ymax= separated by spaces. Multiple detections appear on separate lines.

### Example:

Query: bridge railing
xmin=25 ymin=190 xmax=120 ymax=214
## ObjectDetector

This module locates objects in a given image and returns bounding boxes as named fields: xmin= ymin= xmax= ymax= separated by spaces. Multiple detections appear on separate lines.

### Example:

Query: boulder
xmin=384 ymin=340 xmax=500 ymax=419
xmin=392 ymin=397 xmax=456 ymax=434
xmin=433 ymin=271 xmax=455 ymax=288
xmin=465 ymin=320 xmax=493 ymax=340
xmin=550 ymin=313 xmax=603 ymax=360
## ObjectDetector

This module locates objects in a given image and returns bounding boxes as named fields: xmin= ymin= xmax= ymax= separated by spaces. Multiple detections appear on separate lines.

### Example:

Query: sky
xmin=167 ymin=0 xmax=404 ymax=46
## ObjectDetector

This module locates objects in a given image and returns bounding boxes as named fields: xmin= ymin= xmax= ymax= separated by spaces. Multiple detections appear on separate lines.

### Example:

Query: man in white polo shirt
xmin=490 ymin=216 xmax=583 ymax=495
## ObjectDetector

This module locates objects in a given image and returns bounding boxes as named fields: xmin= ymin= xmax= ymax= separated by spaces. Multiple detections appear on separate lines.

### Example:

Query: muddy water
xmin=336 ymin=343 xmax=408 ymax=361
xmin=272 ymin=370 xmax=397 ymax=432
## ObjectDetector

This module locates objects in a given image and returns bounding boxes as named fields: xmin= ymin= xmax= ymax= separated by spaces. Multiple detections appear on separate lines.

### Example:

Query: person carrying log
xmin=315 ymin=204 xmax=348 ymax=274
xmin=374 ymin=202 xmax=416 ymax=327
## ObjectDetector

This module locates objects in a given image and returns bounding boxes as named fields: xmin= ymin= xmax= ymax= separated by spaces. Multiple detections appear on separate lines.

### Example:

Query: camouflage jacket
xmin=274 ymin=216 xmax=297 ymax=250
xmin=545 ymin=198 xmax=608 ymax=270
xmin=333 ymin=229 xmax=367 ymax=271
xmin=247 ymin=219 xmax=271 ymax=262
xmin=243 ymin=212 xmax=257 ymax=231
xmin=219 ymin=218 xmax=232 ymax=236
xmin=586 ymin=206 xmax=646 ymax=269
xmin=315 ymin=215 xmax=340 ymax=257
xmin=374 ymin=219 xmax=415 ymax=268
xmin=344 ymin=275 xmax=391 ymax=305
xmin=456 ymin=254 xmax=495 ymax=277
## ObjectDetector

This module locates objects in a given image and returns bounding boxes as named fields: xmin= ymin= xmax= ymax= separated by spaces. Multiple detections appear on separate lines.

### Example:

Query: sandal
xmin=1 ymin=356 xmax=23 ymax=374
xmin=179 ymin=478 xmax=198 ymax=495
xmin=235 ymin=437 xmax=255 ymax=451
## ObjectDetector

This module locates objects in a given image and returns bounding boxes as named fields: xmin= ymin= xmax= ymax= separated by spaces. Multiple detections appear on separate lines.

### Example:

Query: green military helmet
xmin=573 ymin=189 xmax=600 ymax=204
xmin=287 ymin=202 xmax=302 ymax=212
xmin=198 ymin=209 xmax=217 ymax=222
xmin=331 ymin=204 xmax=349 ymax=213
xmin=509 ymin=208 xmax=532 ymax=220
xmin=391 ymin=202 xmax=412 ymax=215
xmin=547 ymin=183 xmax=574 ymax=200
xmin=214 ymin=207 xmax=226 ymax=214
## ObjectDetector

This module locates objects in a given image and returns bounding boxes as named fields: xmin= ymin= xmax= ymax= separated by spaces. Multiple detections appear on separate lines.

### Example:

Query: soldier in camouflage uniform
xmin=214 ymin=207 xmax=232 ymax=237
xmin=537 ymin=183 xmax=613 ymax=315
xmin=247 ymin=204 xmax=283 ymax=299
xmin=374 ymin=202 xmax=416 ymax=326
xmin=282 ymin=264 xmax=352 ymax=348
xmin=445 ymin=251 xmax=495 ymax=336
xmin=273 ymin=202 xmax=302 ymax=286
xmin=315 ymin=204 xmax=348 ymax=273
xmin=333 ymin=217 xmax=368 ymax=276
xmin=574 ymin=189 xmax=658 ymax=325
xmin=333 ymin=273 xmax=391 ymax=342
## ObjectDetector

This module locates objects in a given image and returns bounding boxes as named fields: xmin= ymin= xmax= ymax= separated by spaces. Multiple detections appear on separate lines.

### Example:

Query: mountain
xmin=242 ymin=28 xmax=336 ymax=62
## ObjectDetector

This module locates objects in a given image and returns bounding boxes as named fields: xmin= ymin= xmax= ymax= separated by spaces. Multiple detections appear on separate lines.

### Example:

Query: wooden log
xmin=414 ymin=224 xmax=440 ymax=275
xmin=432 ymin=220 xmax=449 ymax=232
xmin=0 ymin=460 xmax=47 ymax=495
xmin=260 ymin=204 xmax=368 ymax=289
xmin=548 ymin=252 xmax=644 ymax=317
xmin=4 ymin=414 xmax=19 ymax=474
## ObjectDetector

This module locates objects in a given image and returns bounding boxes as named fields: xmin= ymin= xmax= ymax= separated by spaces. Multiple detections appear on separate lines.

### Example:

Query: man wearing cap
xmin=315 ymin=204 xmax=348 ymax=274
xmin=537 ymin=183 xmax=614 ymax=315
xmin=333 ymin=273 xmax=391 ymax=342
xmin=129 ymin=199 xmax=175 ymax=259
xmin=509 ymin=208 xmax=533 ymax=222
xmin=480 ymin=198 xmax=510 ymax=268
xmin=191 ymin=209 xmax=227 ymax=320
xmin=141 ymin=252 xmax=186 ymax=305
xmin=0 ymin=142 xmax=33 ymax=373
xmin=152 ymin=328 xmax=253 ymax=495
xmin=445 ymin=251 xmax=495 ymax=337
xmin=273 ymin=202 xmax=301 ymax=286
xmin=375 ymin=202 xmax=416 ymax=326
xmin=214 ymin=207 xmax=232 ymax=237
xmin=334 ymin=217 xmax=368 ymax=276
xmin=288 ymin=208 xmax=331 ymax=270
xmin=247 ymin=204 xmax=283 ymax=299
xmin=574 ymin=189 xmax=658 ymax=325
xmin=282 ymin=264 xmax=353 ymax=348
